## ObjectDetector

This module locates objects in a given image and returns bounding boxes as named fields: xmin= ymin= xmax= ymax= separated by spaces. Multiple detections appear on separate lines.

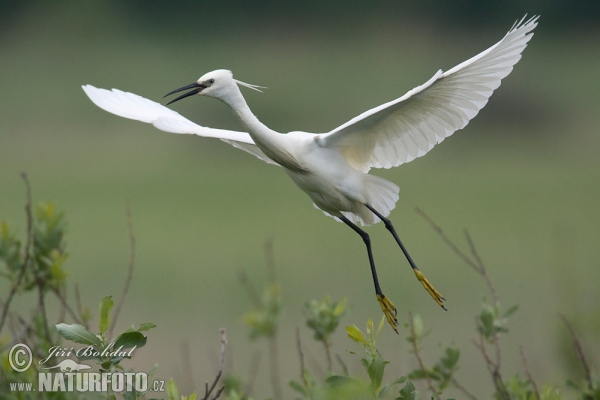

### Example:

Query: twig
xmin=74 ymin=283 xmax=88 ymax=330
xmin=52 ymin=288 xmax=84 ymax=325
xmin=335 ymin=354 xmax=349 ymax=377
xmin=473 ymin=334 xmax=509 ymax=400
xmin=237 ymin=269 xmax=261 ymax=307
xmin=0 ymin=173 xmax=35 ymax=333
xmin=34 ymin=275 xmax=53 ymax=345
xmin=18 ymin=174 xmax=53 ymax=345
xmin=268 ymin=332 xmax=283 ymax=400
xmin=295 ymin=327 xmax=306 ymax=383
xmin=419 ymin=209 xmax=511 ymax=399
xmin=519 ymin=345 xmax=540 ymax=399
xmin=304 ymin=345 xmax=325 ymax=379
xmin=559 ymin=313 xmax=593 ymax=392
xmin=244 ymin=351 xmax=261 ymax=397
xmin=109 ymin=201 xmax=136 ymax=339
xmin=450 ymin=378 xmax=479 ymax=400
xmin=179 ymin=339 xmax=195 ymax=394
xmin=264 ymin=236 xmax=277 ymax=283
xmin=203 ymin=328 xmax=227 ymax=400
xmin=415 ymin=207 xmax=482 ymax=273
xmin=407 ymin=311 xmax=439 ymax=400
xmin=323 ymin=340 xmax=333 ymax=373
xmin=464 ymin=230 xmax=498 ymax=305
xmin=0 ymin=303 xmax=35 ymax=352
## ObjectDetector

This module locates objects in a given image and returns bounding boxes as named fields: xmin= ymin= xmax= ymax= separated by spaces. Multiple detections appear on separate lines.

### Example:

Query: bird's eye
xmin=208 ymin=79 xmax=215 ymax=84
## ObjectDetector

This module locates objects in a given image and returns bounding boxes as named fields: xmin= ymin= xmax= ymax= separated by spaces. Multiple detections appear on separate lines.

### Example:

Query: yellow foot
xmin=377 ymin=293 xmax=399 ymax=333
xmin=414 ymin=269 xmax=447 ymax=310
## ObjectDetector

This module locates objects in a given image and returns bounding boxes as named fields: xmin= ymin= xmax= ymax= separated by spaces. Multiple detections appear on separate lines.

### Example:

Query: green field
xmin=1 ymin=4 xmax=599 ymax=399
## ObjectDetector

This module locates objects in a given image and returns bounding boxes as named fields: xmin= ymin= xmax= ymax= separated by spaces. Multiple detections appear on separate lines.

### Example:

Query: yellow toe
xmin=414 ymin=269 xmax=446 ymax=310
xmin=377 ymin=294 xmax=399 ymax=333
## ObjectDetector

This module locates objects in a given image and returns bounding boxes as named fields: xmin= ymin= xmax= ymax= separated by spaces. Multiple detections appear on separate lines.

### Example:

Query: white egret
xmin=83 ymin=16 xmax=538 ymax=332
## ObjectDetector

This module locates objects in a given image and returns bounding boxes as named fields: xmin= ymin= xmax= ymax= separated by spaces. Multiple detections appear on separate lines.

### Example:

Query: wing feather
xmin=320 ymin=15 xmax=538 ymax=173
xmin=82 ymin=85 xmax=279 ymax=166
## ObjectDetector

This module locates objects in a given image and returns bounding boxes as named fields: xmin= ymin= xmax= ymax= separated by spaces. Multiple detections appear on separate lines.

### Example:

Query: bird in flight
xmin=83 ymin=15 xmax=538 ymax=332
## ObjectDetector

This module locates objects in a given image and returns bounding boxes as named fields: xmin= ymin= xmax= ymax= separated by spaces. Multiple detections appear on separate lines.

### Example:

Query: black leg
xmin=364 ymin=204 xmax=420 ymax=271
xmin=339 ymin=215 xmax=399 ymax=332
xmin=365 ymin=204 xmax=447 ymax=310
xmin=339 ymin=215 xmax=381 ymax=295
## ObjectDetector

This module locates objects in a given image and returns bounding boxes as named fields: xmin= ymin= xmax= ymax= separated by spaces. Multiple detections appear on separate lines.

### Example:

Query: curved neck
xmin=220 ymin=87 xmax=276 ymax=140
xmin=219 ymin=86 xmax=303 ymax=171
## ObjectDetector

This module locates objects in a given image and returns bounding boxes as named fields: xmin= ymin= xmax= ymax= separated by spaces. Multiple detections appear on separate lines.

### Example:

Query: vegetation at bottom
xmin=1 ymin=176 xmax=598 ymax=399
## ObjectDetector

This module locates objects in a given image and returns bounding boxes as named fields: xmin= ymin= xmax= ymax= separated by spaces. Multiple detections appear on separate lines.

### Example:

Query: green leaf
xmin=113 ymin=331 xmax=147 ymax=350
xmin=138 ymin=322 xmax=157 ymax=332
xmin=376 ymin=316 xmax=386 ymax=336
xmin=55 ymin=323 xmax=102 ymax=348
xmin=378 ymin=384 xmax=391 ymax=399
xmin=367 ymin=352 xmax=388 ymax=391
xmin=166 ymin=379 xmax=178 ymax=400
xmin=148 ymin=363 xmax=159 ymax=380
xmin=346 ymin=325 xmax=368 ymax=346
xmin=408 ymin=369 xmax=429 ymax=380
xmin=397 ymin=380 xmax=416 ymax=400
xmin=412 ymin=314 xmax=423 ymax=338
xmin=503 ymin=304 xmax=519 ymax=318
xmin=188 ymin=392 xmax=197 ymax=400
xmin=100 ymin=360 xmax=113 ymax=371
xmin=99 ymin=296 xmax=114 ymax=335
xmin=333 ymin=297 xmax=347 ymax=316
xmin=326 ymin=375 xmax=358 ymax=388
xmin=289 ymin=380 xmax=308 ymax=396
xmin=391 ymin=376 xmax=408 ymax=385
xmin=441 ymin=347 xmax=460 ymax=370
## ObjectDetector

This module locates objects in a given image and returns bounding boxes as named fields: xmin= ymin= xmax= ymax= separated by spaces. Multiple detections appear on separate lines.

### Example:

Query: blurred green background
xmin=1 ymin=1 xmax=599 ymax=398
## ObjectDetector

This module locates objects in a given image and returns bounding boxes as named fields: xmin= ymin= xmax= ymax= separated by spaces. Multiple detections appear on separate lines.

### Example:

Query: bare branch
xmin=0 ymin=173 xmax=35 ymax=333
xmin=203 ymin=328 xmax=227 ymax=400
xmin=464 ymin=230 xmax=498 ymax=305
xmin=295 ymin=327 xmax=306 ymax=383
xmin=237 ymin=268 xmax=261 ymax=307
xmin=472 ymin=334 xmax=509 ymax=400
xmin=450 ymin=378 xmax=479 ymax=400
xmin=407 ymin=311 xmax=439 ymax=400
xmin=74 ymin=283 xmax=89 ymax=330
xmin=244 ymin=351 xmax=261 ymax=397
xmin=268 ymin=332 xmax=283 ymax=400
xmin=335 ymin=354 xmax=349 ymax=376
xmin=109 ymin=201 xmax=136 ymax=339
xmin=415 ymin=207 xmax=481 ymax=273
xmin=519 ymin=345 xmax=540 ymax=399
xmin=52 ymin=288 xmax=84 ymax=325
xmin=179 ymin=339 xmax=195 ymax=394
xmin=264 ymin=236 xmax=277 ymax=283
xmin=559 ymin=313 xmax=593 ymax=392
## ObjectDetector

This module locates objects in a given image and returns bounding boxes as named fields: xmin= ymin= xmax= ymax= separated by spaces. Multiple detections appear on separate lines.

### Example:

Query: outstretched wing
xmin=82 ymin=85 xmax=279 ymax=166
xmin=319 ymin=15 xmax=538 ymax=173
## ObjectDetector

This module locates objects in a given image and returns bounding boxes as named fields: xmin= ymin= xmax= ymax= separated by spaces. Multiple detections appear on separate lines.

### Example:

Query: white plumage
xmin=83 ymin=16 xmax=538 ymax=332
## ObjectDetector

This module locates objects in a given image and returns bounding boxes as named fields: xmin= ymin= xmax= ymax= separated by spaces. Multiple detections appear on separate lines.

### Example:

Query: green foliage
xmin=477 ymin=301 xmax=519 ymax=342
xmin=312 ymin=318 xmax=411 ymax=400
xmin=53 ymin=298 xmax=156 ymax=398
xmin=165 ymin=378 xmax=204 ymax=400
xmin=304 ymin=296 xmax=347 ymax=343
xmin=2 ymin=195 xmax=599 ymax=400
xmin=242 ymin=282 xmax=282 ymax=340
xmin=403 ymin=313 xmax=459 ymax=393
xmin=0 ymin=202 xmax=68 ymax=293
xmin=566 ymin=376 xmax=600 ymax=400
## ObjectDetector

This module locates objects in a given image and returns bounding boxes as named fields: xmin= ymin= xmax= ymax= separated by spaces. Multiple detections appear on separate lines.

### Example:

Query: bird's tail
xmin=342 ymin=174 xmax=400 ymax=226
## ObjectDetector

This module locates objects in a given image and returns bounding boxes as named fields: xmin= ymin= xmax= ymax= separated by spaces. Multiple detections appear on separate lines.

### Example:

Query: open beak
xmin=164 ymin=82 xmax=205 ymax=105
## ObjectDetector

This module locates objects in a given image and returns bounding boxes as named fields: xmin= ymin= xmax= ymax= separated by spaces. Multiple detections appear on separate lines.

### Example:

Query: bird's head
xmin=164 ymin=69 xmax=264 ymax=105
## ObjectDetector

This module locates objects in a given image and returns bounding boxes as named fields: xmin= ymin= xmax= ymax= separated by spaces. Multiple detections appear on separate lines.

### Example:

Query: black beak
xmin=164 ymin=82 xmax=205 ymax=105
